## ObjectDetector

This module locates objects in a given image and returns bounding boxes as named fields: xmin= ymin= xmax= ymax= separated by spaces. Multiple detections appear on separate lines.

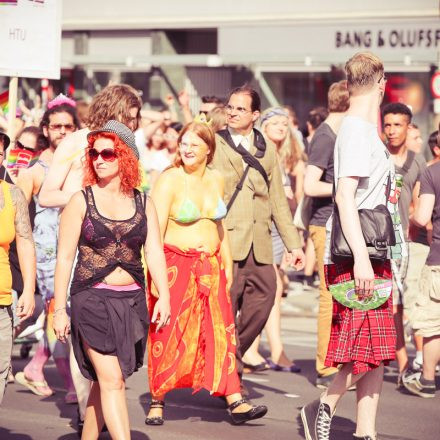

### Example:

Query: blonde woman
xmin=242 ymin=107 xmax=305 ymax=373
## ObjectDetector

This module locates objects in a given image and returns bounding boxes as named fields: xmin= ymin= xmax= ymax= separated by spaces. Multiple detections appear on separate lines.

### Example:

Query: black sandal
xmin=145 ymin=399 xmax=165 ymax=426
xmin=228 ymin=398 xmax=268 ymax=425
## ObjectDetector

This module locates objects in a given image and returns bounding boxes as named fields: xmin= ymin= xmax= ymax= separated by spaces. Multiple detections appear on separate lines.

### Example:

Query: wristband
xmin=54 ymin=307 xmax=66 ymax=315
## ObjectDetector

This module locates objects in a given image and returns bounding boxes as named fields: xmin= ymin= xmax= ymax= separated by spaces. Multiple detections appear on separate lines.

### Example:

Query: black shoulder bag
xmin=330 ymin=173 xmax=396 ymax=262
xmin=217 ymin=129 xmax=269 ymax=212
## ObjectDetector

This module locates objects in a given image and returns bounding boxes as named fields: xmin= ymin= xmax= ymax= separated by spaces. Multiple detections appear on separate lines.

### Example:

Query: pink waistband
xmin=93 ymin=282 xmax=141 ymax=291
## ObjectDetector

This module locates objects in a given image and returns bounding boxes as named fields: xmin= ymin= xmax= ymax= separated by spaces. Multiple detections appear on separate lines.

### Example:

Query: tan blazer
xmin=211 ymin=131 xmax=301 ymax=264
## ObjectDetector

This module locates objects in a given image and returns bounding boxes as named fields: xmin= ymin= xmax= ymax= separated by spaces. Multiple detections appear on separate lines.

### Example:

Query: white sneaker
xmin=412 ymin=358 xmax=423 ymax=372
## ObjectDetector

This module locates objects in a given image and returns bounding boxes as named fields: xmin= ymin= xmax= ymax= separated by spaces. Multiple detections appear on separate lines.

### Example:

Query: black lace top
xmin=70 ymin=186 xmax=148 ymax=295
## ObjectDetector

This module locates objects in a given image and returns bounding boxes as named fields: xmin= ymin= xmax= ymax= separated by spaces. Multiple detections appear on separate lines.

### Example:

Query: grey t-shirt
xmin=419 ymin=162 xmax=440 ymax=266
xmin=308 ymin=122 xmax=335 ymax=227
xmin=324 ymin=116 xmax=405 ymax=263
xmin=393 ymin=151 xmax=426 ymax=240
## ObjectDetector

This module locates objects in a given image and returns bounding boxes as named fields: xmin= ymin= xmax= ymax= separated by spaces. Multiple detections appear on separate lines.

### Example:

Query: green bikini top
xmin=169 ymin=170 xmax=227 ymax=224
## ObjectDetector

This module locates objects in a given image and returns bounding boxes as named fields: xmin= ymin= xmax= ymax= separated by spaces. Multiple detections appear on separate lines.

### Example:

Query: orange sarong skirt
xmin=147 ymin=243 xmax=240 ymax=397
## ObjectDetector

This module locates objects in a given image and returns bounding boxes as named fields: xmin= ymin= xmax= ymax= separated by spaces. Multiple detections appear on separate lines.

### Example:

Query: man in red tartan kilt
xmin=300 ymin=51 xmax=403 ymax=440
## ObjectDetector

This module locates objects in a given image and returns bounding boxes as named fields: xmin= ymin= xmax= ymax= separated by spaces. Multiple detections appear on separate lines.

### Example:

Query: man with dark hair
xmin=382 ymin=101 xmax=427 ymax=384
xmin=304 ymin=80 xmax=350 ymax=389
xmin=428 ymin=130 xmax=440 ymax=165
xmin=15 ymin=98 xmax=80 ymax=402
xmin=211 ymin=85 xmax=305 ymax=385
xmin=200 ymin=95 xmax=223 ymax=115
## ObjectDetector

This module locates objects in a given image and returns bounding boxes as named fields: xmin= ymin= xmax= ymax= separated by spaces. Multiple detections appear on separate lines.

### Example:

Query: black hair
xmin=0 ymin=131 xmax=10 ymax=149
xmin=428 ymin=130 xmax=439 ymax=155
xmin=307 ymin=106 xmax=329 ymax=130
xmin=227 ymin=85 xmax=261 ymax=112
xmin=170 ymin=121 xmax=183 ymax=132
xmin=16 ymin=126 xmax=47 ymax=151
xmin=382 ymin=102 xmax=412 ymax=122
xmin=201 ymin=95 xmax=223 ymax=105
xmin=39 ymin=104 xmax=81 ymax=132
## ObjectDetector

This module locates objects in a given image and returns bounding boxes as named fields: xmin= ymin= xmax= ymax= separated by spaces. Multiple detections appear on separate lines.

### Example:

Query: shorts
xmin=411 ymin=265 xmax=440 ymax=338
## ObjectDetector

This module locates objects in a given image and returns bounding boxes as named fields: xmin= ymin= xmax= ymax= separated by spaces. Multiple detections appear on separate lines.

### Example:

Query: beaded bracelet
xmin=54 ymin=307 xmax=67 ymax=315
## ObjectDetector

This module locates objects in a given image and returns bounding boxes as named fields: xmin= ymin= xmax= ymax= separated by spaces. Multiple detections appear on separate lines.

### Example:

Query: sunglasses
xmin=88 ymin=148 xmax=117 ymax=162
xmin=16 ymin=140 xmax=36 ymax=152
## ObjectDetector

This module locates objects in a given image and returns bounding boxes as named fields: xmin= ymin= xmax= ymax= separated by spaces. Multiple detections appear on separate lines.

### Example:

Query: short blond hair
xmin=328 ymin=80 xmax=350 ymax=112
xmin=345 ymin=52 xmax=384 ymax=94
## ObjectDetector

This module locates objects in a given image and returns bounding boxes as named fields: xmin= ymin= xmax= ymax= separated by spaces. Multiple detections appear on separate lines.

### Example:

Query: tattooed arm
xmin=11 ymin=185 xmax=36 ymax=320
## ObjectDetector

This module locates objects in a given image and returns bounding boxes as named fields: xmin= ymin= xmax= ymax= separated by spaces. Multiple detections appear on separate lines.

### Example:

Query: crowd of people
xmin=0 ymin=50 xmax=439 ymax=440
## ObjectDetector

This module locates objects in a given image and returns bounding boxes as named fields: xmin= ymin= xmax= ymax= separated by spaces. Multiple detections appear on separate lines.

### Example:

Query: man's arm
xmin=336 ymin=176 xmax=374 ymax=296
xmin=304 ymin=165 xmax=332 ymax=197
xmin=11 ymin=185 xmax=36 ymax=320
xmin=413 ymin=193 xmax=435 ymax=228
xmin=178 ymin=90 xmax=193 ymax=125
xmin=39 ymin=135 xmax=76 ymax=207
xmin=16 ymin=167 xmax=36 ymax=204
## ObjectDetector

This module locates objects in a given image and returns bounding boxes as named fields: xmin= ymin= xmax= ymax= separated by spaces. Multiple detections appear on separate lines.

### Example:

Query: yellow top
xmin=0 ymin=180 xmax=15 ymax=306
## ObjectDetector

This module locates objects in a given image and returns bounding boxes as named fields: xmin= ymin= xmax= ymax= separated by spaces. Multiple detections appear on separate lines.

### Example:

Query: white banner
xmin=0 ymin=0 xmax=62 ymax=79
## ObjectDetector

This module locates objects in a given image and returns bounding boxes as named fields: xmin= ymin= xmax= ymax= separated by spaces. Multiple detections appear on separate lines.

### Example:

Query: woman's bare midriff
xmin=164 ymin=218 xmax=221 ymax=253
xmin=102 ymin=266 xmax=137 ymax=286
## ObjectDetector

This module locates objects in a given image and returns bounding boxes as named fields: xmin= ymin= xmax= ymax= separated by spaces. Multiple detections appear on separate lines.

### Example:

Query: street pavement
xmin=1 ymin=282 xmax=439 ymax=440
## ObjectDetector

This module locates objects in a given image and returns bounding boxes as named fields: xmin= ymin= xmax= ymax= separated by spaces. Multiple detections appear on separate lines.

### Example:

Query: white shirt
xmin=228 ymin=127 xmax=253 ymax=151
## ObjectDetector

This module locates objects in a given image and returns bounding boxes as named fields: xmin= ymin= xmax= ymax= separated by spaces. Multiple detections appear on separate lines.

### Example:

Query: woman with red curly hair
xmin=53 ymin=120 xmax=170 ymax=439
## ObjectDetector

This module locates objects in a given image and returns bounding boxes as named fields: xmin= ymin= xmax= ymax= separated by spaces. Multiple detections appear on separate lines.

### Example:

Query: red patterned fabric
xmin=324 ymin=260 xmax=396 ymax=374
xmin=147 ymin=244 xmax=240 ymax=396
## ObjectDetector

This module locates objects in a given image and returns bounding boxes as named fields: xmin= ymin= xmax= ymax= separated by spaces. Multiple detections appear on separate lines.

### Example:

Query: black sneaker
xmin=300 ymin=399 xmax=332 ymax=440
xmin=403 ymin=371 xmax=436 ymax=398
xmin=315 ymin=373 xmax=336 ymax=390
xmin=353 ymin=435 xmax=376 ymax=440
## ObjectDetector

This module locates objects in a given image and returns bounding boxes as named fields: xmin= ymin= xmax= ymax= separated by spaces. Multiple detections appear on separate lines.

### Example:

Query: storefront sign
xmin=335 ymin=29 xmax=440 ymax=50
xmin=219 ymin=19 xmax=440 ymax=65
xmin=0 ymin=0 xmax=62 ymax=79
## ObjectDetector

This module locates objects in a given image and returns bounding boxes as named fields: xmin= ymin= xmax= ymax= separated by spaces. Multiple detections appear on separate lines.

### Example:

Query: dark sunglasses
xmin=16 ymin=140 xmax=36 ymax=152
xmin=88 ymin=148 xmax=117 ymax=162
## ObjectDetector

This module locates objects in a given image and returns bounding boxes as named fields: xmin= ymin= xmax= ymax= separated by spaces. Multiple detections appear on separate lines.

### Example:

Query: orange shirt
xmin=0 ymin=180 xmax=16 ymax=306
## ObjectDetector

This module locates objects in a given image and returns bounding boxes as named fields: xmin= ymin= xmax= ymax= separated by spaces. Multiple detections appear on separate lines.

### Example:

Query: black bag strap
xmin=217 ymin=128 xmax=269 ymax=186
xmin=400 ymin=150 xmax=415 ymax=175
xmin=226 ymin=166 xmax=250 ymax=212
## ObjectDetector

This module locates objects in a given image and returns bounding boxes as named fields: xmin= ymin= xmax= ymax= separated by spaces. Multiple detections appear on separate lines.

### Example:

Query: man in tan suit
xmin=211 ymin=85 xmax=305 ymax=378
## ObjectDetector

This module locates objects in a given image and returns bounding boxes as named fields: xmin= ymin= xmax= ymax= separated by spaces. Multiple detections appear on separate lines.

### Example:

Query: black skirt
xmin=71 ymin=287 xmax=149 ymax=381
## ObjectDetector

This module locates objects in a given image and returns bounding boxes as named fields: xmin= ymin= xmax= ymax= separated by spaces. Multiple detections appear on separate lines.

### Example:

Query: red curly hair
xmin=83 ymin=132 xmax=141 ymax=195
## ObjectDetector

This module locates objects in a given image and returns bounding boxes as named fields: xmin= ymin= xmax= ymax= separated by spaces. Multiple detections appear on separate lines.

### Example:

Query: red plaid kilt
xmin=324 ymin=260 xmax=396 ymax=375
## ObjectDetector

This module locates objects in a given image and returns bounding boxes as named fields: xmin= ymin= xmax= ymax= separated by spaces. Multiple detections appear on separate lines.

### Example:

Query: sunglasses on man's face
xmin=88 ymin=148 xmax=118 ymax=162
xmin=16 ymin=140 xmax=36 ymax=152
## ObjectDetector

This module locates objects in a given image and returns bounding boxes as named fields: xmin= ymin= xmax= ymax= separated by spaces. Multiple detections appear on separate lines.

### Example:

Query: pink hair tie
xmin=48 ymin=93 xmax=76 ymax=109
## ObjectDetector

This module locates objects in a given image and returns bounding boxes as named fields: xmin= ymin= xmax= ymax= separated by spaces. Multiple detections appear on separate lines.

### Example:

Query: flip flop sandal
xmin=15 ymin=372 xmax=54 ymax=397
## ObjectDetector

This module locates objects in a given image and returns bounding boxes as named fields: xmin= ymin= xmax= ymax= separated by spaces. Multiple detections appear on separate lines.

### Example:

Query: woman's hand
xmin=151 ymin=294 xmax=171 ymax=332
xmin=354 ymin=257 xmax=375 ymax=300
xmin=16 ymin=291 xmax=35 ymax=321
xmin=225 ymin=267 xmax=233 ymax=292
xmin=53 ymin=310 xmax=70 ymax=343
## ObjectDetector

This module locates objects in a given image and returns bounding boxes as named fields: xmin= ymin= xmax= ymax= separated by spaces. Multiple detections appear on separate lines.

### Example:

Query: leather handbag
xmin=330 ymin=175 xmax=396 ymax=262
xmin=293 ymin=195 xmax=312 ymax=231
